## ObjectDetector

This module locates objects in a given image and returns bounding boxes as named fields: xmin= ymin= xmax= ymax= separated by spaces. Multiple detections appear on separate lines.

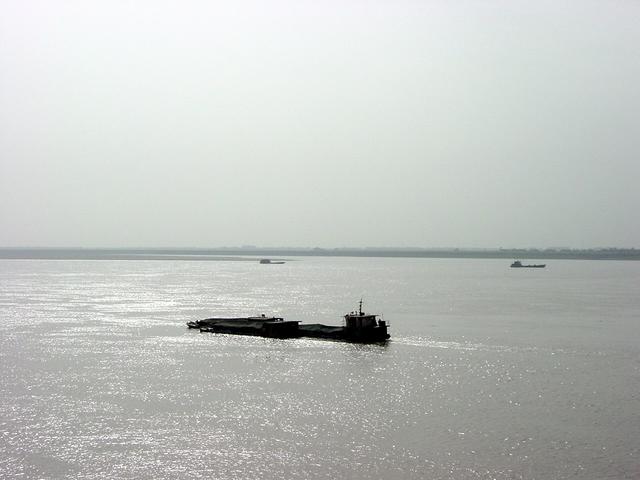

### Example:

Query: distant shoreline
xmin=1 ymin=247 xmax=638 ymax=261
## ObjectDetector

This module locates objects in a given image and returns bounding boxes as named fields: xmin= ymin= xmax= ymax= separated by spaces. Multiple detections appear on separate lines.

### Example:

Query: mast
xmin=359 ymin=298 xmax=363 ymax=315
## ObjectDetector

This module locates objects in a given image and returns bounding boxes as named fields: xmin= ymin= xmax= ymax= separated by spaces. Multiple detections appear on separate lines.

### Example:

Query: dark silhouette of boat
xmin=187 ymin=300 xmax=389 ymax=342
xmin=259 ymin=259 xmax=285 ymax=264
xmin=511 ymin=260 xmax=546 ymax=268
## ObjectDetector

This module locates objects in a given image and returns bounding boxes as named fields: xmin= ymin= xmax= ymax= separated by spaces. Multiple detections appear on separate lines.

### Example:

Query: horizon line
xmin=1 ymin=245 xmax=638 ymax=251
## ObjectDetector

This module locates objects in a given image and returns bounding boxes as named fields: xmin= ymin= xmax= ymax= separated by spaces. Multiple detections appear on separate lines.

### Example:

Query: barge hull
xmin=188 ymin=317 xmax=389 ymax=343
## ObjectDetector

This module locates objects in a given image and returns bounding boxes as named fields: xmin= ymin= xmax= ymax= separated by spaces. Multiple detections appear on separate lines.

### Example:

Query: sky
xmin=1 ymin=0 xmax=639 ymax=249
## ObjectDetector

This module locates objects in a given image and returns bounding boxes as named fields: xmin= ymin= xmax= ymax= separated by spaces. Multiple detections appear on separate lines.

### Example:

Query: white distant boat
xmin=511 ymin=260 xmax=546 ymax=268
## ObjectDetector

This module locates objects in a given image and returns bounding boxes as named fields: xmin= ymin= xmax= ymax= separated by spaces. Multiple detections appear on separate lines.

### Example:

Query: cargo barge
xmin=187 ymin=301 xmax=389 ymax=343
xmin=511 ymin=260 xmax=546 ymax=268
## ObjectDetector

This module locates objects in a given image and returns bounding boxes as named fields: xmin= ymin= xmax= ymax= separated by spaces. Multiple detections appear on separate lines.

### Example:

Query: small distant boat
xmin=259 ymin=259 xmax=285 ymax=264
xmin=511 ymin=260 xmax=546 ymax=268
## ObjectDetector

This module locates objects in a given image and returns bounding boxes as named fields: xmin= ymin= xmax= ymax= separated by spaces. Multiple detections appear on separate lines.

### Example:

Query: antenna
xmin=359 ymin=298 xmax=363 ymax=315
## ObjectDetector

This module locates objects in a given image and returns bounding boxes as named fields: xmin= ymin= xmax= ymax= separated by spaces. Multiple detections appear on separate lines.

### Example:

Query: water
xmin=1 ymin=257 xmax=638 ymax=479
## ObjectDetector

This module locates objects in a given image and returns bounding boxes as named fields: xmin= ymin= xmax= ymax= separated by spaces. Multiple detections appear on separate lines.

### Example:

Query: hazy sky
xmin=1 ymin=0 xmax=639 ymax=248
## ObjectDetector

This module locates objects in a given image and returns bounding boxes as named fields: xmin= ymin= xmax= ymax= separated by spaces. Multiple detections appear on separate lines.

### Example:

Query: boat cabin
xmin=344 ymin=300 xmax=382 ymax=330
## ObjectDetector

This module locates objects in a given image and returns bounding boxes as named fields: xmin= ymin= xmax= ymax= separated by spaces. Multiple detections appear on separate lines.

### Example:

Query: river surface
xmin=1 ymin=257 xmax=639 ymax=479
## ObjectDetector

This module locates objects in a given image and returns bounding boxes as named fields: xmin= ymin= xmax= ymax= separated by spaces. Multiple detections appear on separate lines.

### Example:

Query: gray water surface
xmin=1 ymin=258 xmax=638 ymax=479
